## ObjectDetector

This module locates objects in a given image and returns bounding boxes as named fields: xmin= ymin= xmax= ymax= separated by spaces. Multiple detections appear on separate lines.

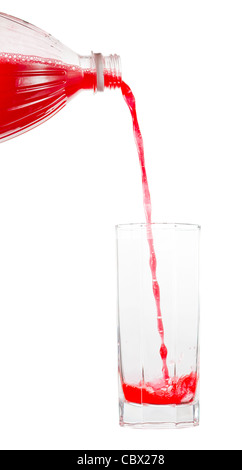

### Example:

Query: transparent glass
xmin=116 ymin=223 xmax=200 ymax=428
xmin=0 ymin=12 xmax=121 ymax=141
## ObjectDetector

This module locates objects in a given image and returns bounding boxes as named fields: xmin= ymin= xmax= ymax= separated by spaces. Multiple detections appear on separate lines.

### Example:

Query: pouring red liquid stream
xmin=121 ymin=81 xmax=169 ymax=381
xmin=0 ymin=54 xmax=197 ymax=404
xmin=120 ymin=82 xmax=197 ymax=404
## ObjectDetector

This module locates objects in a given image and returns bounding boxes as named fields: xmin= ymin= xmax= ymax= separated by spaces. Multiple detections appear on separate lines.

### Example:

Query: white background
xmin=0 ymin=0 xmax=241 ymax=450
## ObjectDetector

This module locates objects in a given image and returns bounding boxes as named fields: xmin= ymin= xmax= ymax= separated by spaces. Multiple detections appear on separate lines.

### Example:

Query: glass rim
xmin=115 ymin=222 xmax=201 ymax=231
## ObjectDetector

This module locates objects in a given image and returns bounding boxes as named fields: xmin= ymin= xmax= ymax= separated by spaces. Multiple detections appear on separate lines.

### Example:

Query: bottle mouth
xmin=93 ymin=52 xmax=122 ymax=92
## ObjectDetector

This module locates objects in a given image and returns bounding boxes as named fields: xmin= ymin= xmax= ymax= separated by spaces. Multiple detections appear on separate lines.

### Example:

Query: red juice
xmin=0 ymin=53 xmax=197 ymax=404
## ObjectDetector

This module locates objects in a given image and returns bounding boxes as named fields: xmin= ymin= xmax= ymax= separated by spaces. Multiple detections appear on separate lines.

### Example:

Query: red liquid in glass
xmin=122 ymin=372 xmax=197 ymax=405
xmin=0 ymin=54 xmax=197 ymax=404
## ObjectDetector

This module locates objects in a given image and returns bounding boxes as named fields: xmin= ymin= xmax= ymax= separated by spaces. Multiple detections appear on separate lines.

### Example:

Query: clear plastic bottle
xmin=0 ymin=12 xmax=121 ymax=141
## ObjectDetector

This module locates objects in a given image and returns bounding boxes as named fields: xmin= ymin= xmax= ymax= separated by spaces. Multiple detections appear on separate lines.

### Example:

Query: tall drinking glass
xmin=116 ymin=223 xmax=200 ymax=428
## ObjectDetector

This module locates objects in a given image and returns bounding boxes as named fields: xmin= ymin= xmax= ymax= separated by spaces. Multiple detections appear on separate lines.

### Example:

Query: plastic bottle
xmin=0 ymin=12 xmax=121 ymax=142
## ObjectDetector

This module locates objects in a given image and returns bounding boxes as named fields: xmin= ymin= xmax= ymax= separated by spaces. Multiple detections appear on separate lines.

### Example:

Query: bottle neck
xmin=78 ymin=53 xmax=121 ymax=92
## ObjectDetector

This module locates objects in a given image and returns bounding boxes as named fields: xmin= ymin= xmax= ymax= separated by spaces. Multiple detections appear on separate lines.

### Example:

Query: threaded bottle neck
xmin=102 ymin=54 xmax=122 ymax=90
xmin=78 ymin=53 xmax=121 ymax=92
xmin=93 ymin=53 xmax=122 ymax=91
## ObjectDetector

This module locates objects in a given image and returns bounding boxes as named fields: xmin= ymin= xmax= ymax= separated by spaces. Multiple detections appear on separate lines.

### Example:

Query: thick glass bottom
xmin=119 ymin=399 xmax=199 ymax=429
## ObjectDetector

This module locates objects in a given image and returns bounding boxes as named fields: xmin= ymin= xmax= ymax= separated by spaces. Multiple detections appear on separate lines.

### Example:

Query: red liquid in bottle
xmin=0 ymin=53 xmax=102 ymax=141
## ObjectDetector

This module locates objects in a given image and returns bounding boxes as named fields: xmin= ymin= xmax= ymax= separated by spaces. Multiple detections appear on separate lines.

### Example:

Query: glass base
xmin=119 ymin=399 xmax=199 ymax=429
